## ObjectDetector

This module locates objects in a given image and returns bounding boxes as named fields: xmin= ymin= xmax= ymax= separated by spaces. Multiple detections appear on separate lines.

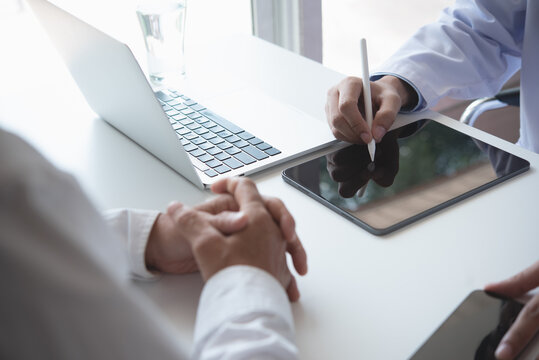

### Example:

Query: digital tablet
xmin=410 ymin=290 xmax=533 ymax=360
xmin=282 ymin=119 xmax=530 ymax=235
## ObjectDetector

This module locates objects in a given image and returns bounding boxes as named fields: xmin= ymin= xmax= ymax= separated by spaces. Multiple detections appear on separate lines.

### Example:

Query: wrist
xmin=377 ymin=75 xmax=417 ymax=110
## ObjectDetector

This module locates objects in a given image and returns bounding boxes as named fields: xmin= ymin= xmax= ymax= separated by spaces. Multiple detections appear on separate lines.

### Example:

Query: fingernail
xmin=495 ymin=342 xmax=513 ymax=359
xmin=360 ymin=132 xmax=371 ymax=144
xmin=373 ymin=126 xmax=386 ymax=142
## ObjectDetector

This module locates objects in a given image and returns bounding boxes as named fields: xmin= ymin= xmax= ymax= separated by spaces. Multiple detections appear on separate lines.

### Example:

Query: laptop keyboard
xmin=155 ymin=90 xmax=281 ymax=178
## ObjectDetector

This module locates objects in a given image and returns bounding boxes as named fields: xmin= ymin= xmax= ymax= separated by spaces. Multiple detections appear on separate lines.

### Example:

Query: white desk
xmin=2 ymin=7 xmax=539 ymax=360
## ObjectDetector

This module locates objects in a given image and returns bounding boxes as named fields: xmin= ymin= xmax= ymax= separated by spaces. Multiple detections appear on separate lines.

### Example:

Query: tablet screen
xmin=282 ymin=120 xmax=529 ymax=235
xmin=410 ymin=290 xmax=525 ymax=360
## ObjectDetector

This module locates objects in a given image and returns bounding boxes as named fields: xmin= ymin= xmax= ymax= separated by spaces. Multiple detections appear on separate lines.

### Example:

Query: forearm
xmin=373 ymin=0 xmax=524 ymax=108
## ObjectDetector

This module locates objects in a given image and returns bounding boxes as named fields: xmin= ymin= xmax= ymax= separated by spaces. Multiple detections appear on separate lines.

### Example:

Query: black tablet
xmin=410 ymin=290 xmax=526 ymax=360
xmin=282 ymin=119 xmax=530 ymax=235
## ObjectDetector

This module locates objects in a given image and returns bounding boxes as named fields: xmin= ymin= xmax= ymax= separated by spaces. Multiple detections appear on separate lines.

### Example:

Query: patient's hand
xmin=145 ymin=194 xmax=247 ymax=274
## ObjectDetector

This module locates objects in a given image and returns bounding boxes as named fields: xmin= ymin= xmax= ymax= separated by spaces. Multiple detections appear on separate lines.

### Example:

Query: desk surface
xmin=2 ymin=6 xmax=539 ymax=360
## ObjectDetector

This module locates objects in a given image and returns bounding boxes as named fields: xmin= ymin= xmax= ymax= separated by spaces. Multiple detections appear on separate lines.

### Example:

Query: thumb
xmin=209 ymin=211 xmax=248 ymax=234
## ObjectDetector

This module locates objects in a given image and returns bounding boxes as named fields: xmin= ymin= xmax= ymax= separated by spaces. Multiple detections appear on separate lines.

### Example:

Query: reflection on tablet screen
xmin=282 ymin=120 xmax=530 ymax=235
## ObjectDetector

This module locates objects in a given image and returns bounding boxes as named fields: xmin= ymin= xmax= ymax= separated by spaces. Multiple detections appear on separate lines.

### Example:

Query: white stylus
xmin=360 ymin=38 xmax=376 ymax=162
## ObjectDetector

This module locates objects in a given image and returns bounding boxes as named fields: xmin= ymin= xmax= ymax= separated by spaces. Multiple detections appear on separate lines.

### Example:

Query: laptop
xmin=26 ymin=0 xmax=337 ymax=188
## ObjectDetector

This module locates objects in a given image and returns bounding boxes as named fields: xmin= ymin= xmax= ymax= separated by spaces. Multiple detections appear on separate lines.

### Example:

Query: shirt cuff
xmin=370 ymin=72 xmax=427 ymax=113
xmin=103 ymin=208 xmax=160 ymax=280
xmin=193 ymin=265 xmax=296 ymax=357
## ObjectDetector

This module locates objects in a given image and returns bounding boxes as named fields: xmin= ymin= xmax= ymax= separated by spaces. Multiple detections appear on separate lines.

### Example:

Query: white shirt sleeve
xmin=103 ymin=208 xmax=160 ymax=280
xmin=372 ymin=0 xmax=526 ymax=110
xmin=193 ymin=266 xmax=298 ymax=360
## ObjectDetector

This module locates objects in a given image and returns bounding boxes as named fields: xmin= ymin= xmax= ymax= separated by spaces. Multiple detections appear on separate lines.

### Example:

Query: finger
xmin=212 ymin=177 xmax=264 ymax=209
xmin=485 ymin=261 xmax=539 ymax=298
xmin=262 ymin=197 xmax=295 ymax=241
xmin=495 ymin=295 xmax=539 ymax=360
xmin=337 ymin=78 xmax=371 ymax=139
xmin=166 ymin=201 xmax=185 ymax=216
xmin=194 ymin=194 xmax=239 ymax=214
xmin=327 ymin=86 xmax=360 ymax=142
xmin=208 ymin=211 xmax=248 ymax=234
xmin=287 ymin=275 xmax=300 ymax=302
xmin=372 ymin=91 xmax=400 ymax=142
xmin=287 ymin=234 xmax=308 ymax=276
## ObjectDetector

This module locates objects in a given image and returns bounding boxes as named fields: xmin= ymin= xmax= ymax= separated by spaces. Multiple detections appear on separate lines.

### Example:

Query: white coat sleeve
xmin=372 ymin=0 xmax=526 ymax=110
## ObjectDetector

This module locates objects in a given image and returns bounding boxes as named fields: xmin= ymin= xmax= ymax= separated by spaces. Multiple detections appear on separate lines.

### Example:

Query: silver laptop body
xmin=27 ymin=0 xmax=336 ymax=188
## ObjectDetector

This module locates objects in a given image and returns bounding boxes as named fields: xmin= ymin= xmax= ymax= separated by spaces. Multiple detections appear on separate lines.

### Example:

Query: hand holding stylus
xmin=325 ymin=51 xmax=417 ymax=146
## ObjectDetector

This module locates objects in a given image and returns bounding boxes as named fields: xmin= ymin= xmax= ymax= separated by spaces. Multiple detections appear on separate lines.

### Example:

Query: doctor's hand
xmin=325 ymin=75 xmax=416 ymax=144
xmin=326 ymin=130 xmax=400 ymax=197
xmin=484 ymin=261 xmax=539 ymax=360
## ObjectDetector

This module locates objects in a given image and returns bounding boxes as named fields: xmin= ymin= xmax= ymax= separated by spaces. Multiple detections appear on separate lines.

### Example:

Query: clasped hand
xmin=145 ymin=177 xmax=307 ymax=302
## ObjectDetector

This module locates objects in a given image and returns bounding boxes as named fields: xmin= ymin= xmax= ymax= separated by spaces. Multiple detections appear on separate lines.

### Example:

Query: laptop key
xmin=195 ymin=117 xmax=210 ymax=125
xmin=256 ymin=142 xmax=272 ymax=151
xmin=225 ymin=146 xmax=241 ymax=155
xmin=207 ymin=147 xmax=222 ymax=155
xmin=191 ymin=137 xmax=207 ymax=145
xmin=183 ymin=133 xmax=198 ymax=140
xmin=180 ymin=138 xmax=190 ymax=146
xmin=177 ymin=128 xmax=191 ymax=136
xmin=199 ymin=142 xmax=214 ymax=150
xmin=204 ymin=169 xmax=218 ymax=177
xmin=190 ymin=148 xmax=205 ymax=157
xmin=183 ymin=143 xmax=197 ymax=152
xmin=238 ymin=131 xmax=254 ymax=140
xmin=200 ymin=109 xmax=244 ymax=134
xmin=243 ymin=145 xmax=269 ymax=160
xmin=234 ymin=139 xmax=250 ymax=148
xmin=172 ymin=114 xmax=187 ymax=121
xmin=197 ymin=153 xmax=213 ymax=163
xmin=217 ymin=141 xmax=233 ymax=150
xmin=202 ymin=120 xmax=217 ymax=128
xmin=215 ymin=152 xmax=230 ymax=161
xmin=226 ymin=134 xmax=241 ymax=143
xmin=206 ymin=159 xmax=222 ymax=168
xmin=223 ymin=157 xmax=244 ymax=169
xmin=214 ymin=164 xmax=231 ymax=174
xmin=180 ymin=118 xmax=194 ymax=126
xmin=165 ymin=109 xmax=180 ymax=116
xmin=265 ymin=147 xmax=281 ymax=156
xmin=247 ymin=137 xmax=263 ymax=146
xmin=211 ymin=125 xmax=225 ymax=133
xmin=187 ymin=123 xmax=201 ymax=130
xmin=217 ymin=130 xmax=233 ymax=138
xmin=201 ymin=132 xmax=217 ymax=140
xmin=184 ymin=99 xmax=197 ymax=106
xmin=209 ymin=137 xmax=225 ymax=145
xmin=187 ymin=112 xmax=202 ymax=120
xmin=194 ymin=127 xmax=209 ymax=135
xmin=234 ymin=151 xmax=256 ymax=165
xmin=191 ymin=104 xmax=206 ymax=111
